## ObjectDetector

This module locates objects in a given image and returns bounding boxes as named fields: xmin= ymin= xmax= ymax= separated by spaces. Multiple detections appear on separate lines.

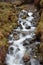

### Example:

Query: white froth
xmin=6 ymin=10 xmax=40 ymax=65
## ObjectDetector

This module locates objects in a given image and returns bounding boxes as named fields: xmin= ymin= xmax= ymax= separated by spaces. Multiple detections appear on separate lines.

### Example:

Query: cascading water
xmin=6 ymin=10 xmax=40 ymax=65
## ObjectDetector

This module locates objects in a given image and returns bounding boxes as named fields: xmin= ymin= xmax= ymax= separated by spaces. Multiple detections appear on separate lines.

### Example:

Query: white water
xmin=30 ymin=58 xmax=40 ymax=65
xmin=6 ymin=10 xmax=40 ymax=65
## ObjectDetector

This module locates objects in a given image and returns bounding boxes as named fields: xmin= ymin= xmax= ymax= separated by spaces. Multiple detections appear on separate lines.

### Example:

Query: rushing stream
xmin=5 ymin=9 xmax=40 ymax=65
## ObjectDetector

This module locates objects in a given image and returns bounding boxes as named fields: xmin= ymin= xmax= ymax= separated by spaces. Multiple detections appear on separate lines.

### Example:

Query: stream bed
xmin=5 ymin=9 xmax=41 ymax=65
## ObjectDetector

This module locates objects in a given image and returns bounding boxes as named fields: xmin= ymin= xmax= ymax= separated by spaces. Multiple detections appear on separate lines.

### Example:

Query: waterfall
xmin=6 ymin=9 xmax=40 ymax=65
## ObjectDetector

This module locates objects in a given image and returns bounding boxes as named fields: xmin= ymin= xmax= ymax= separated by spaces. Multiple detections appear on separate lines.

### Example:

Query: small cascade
xmin=6 ymin=9 xmax=40 ymax=65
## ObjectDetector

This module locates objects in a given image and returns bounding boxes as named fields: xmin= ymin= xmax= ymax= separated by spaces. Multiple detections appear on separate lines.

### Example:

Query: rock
xmin=25 ymin=26 xmax=31 ymax=29
xmin=13 ymin=34 xmax=19 ymax=40
xmin=23 ymin=53 xmax=30 ymax=62
xmin=19 ymin=10 xmax=27 ymax=18
xmin=23 ymin=39 xmax=29 ymax=46
xmin=21 ymin=15 xmax=27 ymax=19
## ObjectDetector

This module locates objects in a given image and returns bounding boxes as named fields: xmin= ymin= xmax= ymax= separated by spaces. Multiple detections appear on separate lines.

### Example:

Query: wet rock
xmin=23 ymin=53 xmax=30 ymax=62
xmin=21 ymin=15 xmax=28 ymax=19
xmin=25 ymin=26 xmax=31 ymax=29
xmin=23 ymin=39 xmax=29 ymax=46
xmin=19 ymin=24 xmax=23 ymax=29
xmin=21 ymin=32 xmax=28 ymax=36
xmin=19 ymin=10 xmax=28 ymax=18
xmin=13 ymin=34 xmax=19 ymax=40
